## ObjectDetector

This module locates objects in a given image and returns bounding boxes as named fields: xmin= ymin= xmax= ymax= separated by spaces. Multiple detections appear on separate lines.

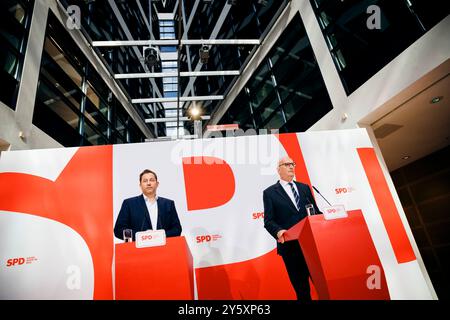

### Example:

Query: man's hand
xmin=277 ymin=229 xmax=287 ymax=243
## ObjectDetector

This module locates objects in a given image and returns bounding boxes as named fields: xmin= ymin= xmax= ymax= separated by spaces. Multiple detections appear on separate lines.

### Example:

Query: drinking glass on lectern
xmin=305 ymin=204 xmax=315 ymax=216
xmin=123 ymin=229 xmax=133 ymax=242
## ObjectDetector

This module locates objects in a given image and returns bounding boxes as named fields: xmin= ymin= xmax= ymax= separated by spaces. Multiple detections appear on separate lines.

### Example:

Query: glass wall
xmin=33 ymin=12 xmax=146 ymax=147
xmin=0 ymin=0 xmax=34 ymax=110
xmin=310 ymin=0 xmax=449 ymax=94
xmin=218 ymin=14 xmax=333 ymax=133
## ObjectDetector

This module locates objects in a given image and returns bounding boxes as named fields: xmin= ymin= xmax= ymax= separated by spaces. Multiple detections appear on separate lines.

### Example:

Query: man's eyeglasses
xmin=279 ymin=162 xmax=296 ymax=168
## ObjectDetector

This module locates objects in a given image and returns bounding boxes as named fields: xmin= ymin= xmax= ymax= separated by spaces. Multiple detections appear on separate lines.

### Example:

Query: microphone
xmin=312 ymin=186 xmax=332 ymax=206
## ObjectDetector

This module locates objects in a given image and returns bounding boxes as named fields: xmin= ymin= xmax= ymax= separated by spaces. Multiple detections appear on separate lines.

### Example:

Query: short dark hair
xmin=139 ymin=169 xmax=158 ymax=182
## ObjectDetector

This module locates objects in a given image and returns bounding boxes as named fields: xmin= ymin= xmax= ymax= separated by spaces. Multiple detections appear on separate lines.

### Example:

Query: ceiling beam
xmin=92 ymin=39 xmax=260 ymax=47
xmin=115 ymin=70 xmax=240 ymax=79
xmin=145 ymin=115 xmax=211 ymax=123
xmin=132 ymin=95 xmax=224 ymax=103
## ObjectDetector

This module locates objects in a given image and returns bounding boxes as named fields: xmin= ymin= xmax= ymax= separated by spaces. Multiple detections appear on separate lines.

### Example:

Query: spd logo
xmin=196 ymin=234 xmax=222 ymax=243
xmin=141 ymin=234 xmax=153 ymax=241
xmin=6 ymin=257 xmax=25 ymax=267
xmin=252 ymin=212 xmax=264 ymax=219
xmin=335 ymin=187 xmax=355 ymax=194
xmin=6 ymin=256 xmax=38 ymax=267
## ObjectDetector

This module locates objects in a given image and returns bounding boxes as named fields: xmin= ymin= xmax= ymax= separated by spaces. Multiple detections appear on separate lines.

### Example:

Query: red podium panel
xmin=115 ymin=236 xmax=194 ymax=300
xmin=285 ymin=210 xmax=390 ymax=300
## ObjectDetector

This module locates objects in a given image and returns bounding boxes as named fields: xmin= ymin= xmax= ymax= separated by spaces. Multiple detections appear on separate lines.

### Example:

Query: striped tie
xmin=289 ymin=182 xmax=301 ymax=211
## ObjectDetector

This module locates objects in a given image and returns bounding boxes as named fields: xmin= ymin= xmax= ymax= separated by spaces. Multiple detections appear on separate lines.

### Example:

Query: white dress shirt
xmin=143 ymin=194 xmax=158 ymax=230
xmin=279 ymin=179 xmax=300 ymax=210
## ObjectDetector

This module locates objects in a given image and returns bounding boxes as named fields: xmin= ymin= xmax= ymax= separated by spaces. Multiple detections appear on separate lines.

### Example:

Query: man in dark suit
xmin=263 ymin=156 xmax=322 ymax=300
xmin=114 ymin=169 xmax=182 ymax=241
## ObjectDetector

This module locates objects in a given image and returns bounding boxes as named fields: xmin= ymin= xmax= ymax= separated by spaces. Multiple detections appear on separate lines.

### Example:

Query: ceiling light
xmin=189 ymin=105 xmax=202 ymax=120
xmin=143 ymin=46 xmax=160 ymax=69
xmin=430 ymin=96 xmax=443 ymax=104
xmin=190 ymin=107 xmax=200 ymax=117
xmin=402 ymin=155 xmax=411 ymax=160
xmin=199 ymin=45 xmax=210 ymax=64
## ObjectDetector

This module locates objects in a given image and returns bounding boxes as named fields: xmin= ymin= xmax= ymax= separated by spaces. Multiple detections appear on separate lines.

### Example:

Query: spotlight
xmin=199 ymin=45 xmax=210 ymax=64
xmin=189 ymin=105 xmax=202 ymax=120
xmin=430 ymin=96 xmax=443 ymax=104
xmin=143 ymin=46 xmax=160 ymax=69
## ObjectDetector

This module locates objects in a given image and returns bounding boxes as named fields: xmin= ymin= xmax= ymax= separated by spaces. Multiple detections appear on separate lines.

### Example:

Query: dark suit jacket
xmin=114 ymin=195 xmax=182 ymax=240
xmin=263 ymin=181 xmax=321 ymax=255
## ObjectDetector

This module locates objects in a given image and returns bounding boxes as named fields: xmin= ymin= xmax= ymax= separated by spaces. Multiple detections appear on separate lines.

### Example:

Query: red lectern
xmin=284 ymin=210 xmax=390 ymax=300
xmin=115 ymin=236 xmax=194 ymax=300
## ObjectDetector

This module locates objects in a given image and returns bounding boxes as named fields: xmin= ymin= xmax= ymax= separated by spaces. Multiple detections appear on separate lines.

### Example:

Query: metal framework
xmin=92 ymin=39 xmax=260 ymax=47
xmin=115 ymin=70 xmax=240 ymax=79
xmin=90 ymin=0 xmax=266 ymax=139
xmin=132 ymin=95 xmax=224 ymax=104
xmin=145 ymin=116 xmax=211 ymax=123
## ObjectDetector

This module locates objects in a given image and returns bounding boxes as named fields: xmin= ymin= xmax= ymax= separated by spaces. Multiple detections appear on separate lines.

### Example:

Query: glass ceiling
xmin=59 ymin=0 xmax=290 ymax=139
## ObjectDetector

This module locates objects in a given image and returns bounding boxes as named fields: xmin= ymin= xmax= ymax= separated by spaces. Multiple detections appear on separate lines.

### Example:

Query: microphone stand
xmin=312 ymin=186 xmax=332 ymax=206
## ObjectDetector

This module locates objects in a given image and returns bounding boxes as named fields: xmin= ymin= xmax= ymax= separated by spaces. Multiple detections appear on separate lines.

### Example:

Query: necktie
xmin=289 ymin=182 xmax=301 ymax=211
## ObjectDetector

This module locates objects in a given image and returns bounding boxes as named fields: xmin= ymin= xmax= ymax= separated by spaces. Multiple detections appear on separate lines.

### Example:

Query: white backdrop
xmin=0 ymin=129 xmax=436 ymax=299
xmin=113 ymin=129 xmax=435 ymax=299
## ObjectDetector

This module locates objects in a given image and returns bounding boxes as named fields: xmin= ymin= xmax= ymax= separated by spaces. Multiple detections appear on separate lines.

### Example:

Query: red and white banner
xmin=0 ymin=129 xmax=435 ymax=299
xmin=0 ymin=146 xmax=113 ymax=299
